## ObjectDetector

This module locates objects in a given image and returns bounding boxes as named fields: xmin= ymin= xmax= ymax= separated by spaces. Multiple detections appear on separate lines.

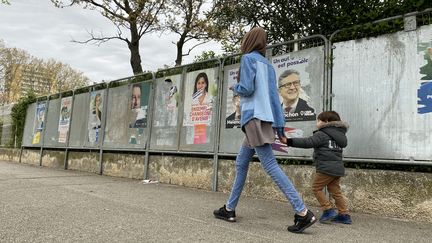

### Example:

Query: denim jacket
xmin=233 ymin=51 xmax=285 ymax=135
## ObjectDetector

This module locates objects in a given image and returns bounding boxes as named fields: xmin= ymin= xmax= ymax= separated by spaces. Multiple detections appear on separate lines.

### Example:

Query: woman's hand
xmin=275 ymin=127 xmax=287 ymax=144
xmin=278 ymin=136 xmax=287 ymax=144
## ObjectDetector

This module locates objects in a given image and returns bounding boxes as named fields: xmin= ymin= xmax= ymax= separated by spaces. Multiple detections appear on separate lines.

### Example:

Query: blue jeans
xmin=226 ymin=144 xmax=306 ymax=213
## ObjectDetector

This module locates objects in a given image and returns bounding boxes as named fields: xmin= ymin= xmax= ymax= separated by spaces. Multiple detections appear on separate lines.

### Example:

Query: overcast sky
xmin=0 ymin=0 xmax=222 ymax=83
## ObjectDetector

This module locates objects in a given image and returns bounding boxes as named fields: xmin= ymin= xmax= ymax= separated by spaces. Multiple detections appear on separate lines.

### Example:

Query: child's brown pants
xmin=312 ymin=172 xmax=348 ymax=214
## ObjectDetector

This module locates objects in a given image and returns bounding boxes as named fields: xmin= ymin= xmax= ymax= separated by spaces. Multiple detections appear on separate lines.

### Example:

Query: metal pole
xmin=14 ymin=121 xmax=17 ymax=148
xmin=293 ymin=33 xmax=299 ymax=52
xmin=143 ymin=73 xmax=156 ymax=180
xmin=99 ymin=82 xmax=111 ymax=175
xmin=175 ymin=67 xmax=187 ymax=152
xmin=63 ymin=89 xmax=76 ymax=170
xmin=322 ymin=37 xmax=330 ymax=111
xmin=18 ymin=145 xmax=23 ymax=163
xmin=82 ymin=87 xmax=92 ymax=150
xmin=211 ymin=59 xmax=224 ymax=192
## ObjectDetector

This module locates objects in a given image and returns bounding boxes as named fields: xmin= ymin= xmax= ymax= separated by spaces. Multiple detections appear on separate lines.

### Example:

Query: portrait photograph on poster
xmin=58 ymin=96 xmax=72 ymax=143
xmin=32 ymin=102 xmax=46 ymax=144
xmin=183 ymin=69 xmax=217 ymax=145
xmin=88 ymin=91 xmax=103 ymax=143
xmin=225 ymin=68 xmax=241 ymax=129
xmin=272 ymin=53 xmax=317 ymax=122
xmin=129 ymin=82 xmax=150 ymax=129
xmin=128 ymin=82 xmax=150 ymax=145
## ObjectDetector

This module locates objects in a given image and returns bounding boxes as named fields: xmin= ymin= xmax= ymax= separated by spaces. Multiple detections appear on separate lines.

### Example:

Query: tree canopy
xmin=211 ymin=0 xmax=432 ymax=50
xmin=164 ymin=0 xmax=223 ymax=66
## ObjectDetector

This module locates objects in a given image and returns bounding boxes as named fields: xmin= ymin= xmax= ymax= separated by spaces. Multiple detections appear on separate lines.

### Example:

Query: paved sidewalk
xmin=0 ymin=160 xmax=431 ymax=243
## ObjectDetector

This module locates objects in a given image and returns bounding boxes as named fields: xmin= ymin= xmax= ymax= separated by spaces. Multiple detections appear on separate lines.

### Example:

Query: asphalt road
xmin=1 ymin=160 xmax=431 ymax=243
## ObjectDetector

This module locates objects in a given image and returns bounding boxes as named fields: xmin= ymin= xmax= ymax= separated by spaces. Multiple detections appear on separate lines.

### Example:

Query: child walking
xmin=286 ymin=111 xmax=352 ymax=224
xmin=213 ymin=27 xmax=317 ymax=234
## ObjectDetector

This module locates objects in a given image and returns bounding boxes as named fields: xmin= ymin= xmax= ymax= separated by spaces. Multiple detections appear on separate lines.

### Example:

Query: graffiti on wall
xmin=417 ymin=41 xmax=432 ymax=114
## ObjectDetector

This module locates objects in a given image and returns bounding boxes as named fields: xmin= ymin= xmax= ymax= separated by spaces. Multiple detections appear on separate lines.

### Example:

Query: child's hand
xmin=286 ymin=138 xmax=293 ymax=146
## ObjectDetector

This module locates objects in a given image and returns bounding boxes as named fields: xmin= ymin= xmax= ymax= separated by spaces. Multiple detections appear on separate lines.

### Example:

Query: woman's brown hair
xmin=240 ymin=27 xmax=267 ymax=55
xmin=317 ymin=111 xmax=341 ymax=122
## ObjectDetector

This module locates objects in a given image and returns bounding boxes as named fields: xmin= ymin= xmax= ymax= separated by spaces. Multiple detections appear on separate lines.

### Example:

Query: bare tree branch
xmin=71 ymin=29 xmax=127 ymax=46
xmin=181 ymin=41 xmax=209 ymax=57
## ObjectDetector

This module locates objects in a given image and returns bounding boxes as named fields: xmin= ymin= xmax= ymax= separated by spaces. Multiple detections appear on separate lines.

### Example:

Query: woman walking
xmin=213 ymin=27 xmax=316 ymax=233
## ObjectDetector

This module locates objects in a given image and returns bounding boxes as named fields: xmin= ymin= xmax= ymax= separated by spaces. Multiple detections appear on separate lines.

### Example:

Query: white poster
xmin=58 ymin=97 xmax=72 ymax=143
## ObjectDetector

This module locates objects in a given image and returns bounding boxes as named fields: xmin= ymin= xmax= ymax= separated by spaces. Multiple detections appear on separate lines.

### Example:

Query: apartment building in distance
xmin=1 ymin=64 xmax=52 ymax=104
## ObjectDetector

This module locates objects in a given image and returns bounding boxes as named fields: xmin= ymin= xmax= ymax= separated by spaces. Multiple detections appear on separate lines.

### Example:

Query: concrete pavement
xmin=1 ymin=160 xmax=431 ymax=242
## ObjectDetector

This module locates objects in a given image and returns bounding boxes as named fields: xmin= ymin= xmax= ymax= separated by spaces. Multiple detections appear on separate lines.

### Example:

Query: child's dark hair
xmin=317 ymin=111 xmax=341 ymax=122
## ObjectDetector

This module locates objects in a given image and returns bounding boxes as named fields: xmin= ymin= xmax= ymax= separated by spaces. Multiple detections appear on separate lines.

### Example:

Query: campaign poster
xmin=128 ymin=82 xmax=150 ymax=145
xmin=272 ymin=53 xmax=317 ymax=122
xmin=32 ymin=102 xmax=46 ymax=144
xmin=225 ymin=68 xmax=241 ymax=129
xmin=88 ymin=91 xmax=103 ymax=144
xmin=183 ymin=69 xmax=217 ymax=144
xmin=153 ymin=76 xmax=180 ymax=128
xmin=417 ymin=41 xmax=432 ymax=114
xmin=58 ymin=97 xmax=72 ymax=143
xmin=129 ymin=82 xmax=150 ymax=129
xmin=183 ymin=70 xmax=217 ymax=126
xmin=152 ymin=75 xmax=181 ymax=147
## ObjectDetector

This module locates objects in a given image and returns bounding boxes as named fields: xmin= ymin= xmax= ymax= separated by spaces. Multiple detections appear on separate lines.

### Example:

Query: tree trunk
xmin=128 ymin=23 xmax=143 ymax=75
xmin=175 ymin=34 xmax=187 ymax=66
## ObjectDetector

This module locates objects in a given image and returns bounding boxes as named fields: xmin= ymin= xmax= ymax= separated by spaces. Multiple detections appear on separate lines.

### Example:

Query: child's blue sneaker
xmin=319 ymin=209 xmax=337 ymax=223
xmin=331 ymin=214 xmax=352 ymax=224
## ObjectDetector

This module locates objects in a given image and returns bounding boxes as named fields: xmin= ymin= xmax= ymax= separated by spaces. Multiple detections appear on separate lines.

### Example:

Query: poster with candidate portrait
xmin=153 ymin=76 xmax=180 ymax=128
xmin=225 ymin=68 xmax=241 ymax=129
xmin=32 ymin=102 xmax=46 ymax=144
xmin=88 ymin=91 xmax=103 ymax=144
xmin=271 ymin=53 xmax=317 ymax=122
xmin=58 ymin=97 xmax=72 ymax=143
xmin=151 ymin=75 xmax=181 ymax=147
xmin=271 ymin=47 xmax=324 ymax=156
xmin=128 ymin=82 xmax=150 ymax=145
xmin=183 ymin=69 xmax=217 ymax=144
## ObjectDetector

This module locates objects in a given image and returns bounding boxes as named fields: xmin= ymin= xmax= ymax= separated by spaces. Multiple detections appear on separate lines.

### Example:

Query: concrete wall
xmin=1 ymin=148 xmax=431 ymax=223
xmin=218 ymin=159 xmax=432 ymax=223
xmin=102 ymin=153 xmax=144 ymax=180
xmin=217 ymin=160 xmax=316 ymax=206
xmin=20 ymin=149 xmax=40 ymax=166
xmin=0 ymin=148 xmax=20 ymax=162
xmin=67 ymin=151 xmax=100 ymax=174
xmin=346 ymin=169 xmax=432 ymax=223
xmin=41 ymin=150 xmax=65 ymax=169
xmin=148 ymin=155 xmax=213 ymax=190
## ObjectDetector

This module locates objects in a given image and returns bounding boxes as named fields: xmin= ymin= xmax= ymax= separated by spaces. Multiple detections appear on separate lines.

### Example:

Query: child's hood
xmin=318 ymin=121 xmax=349 ymax=148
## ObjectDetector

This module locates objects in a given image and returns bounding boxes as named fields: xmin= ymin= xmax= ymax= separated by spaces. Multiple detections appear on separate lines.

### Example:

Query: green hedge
xmin=9 ymin=92 xmax=36 ymax=147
